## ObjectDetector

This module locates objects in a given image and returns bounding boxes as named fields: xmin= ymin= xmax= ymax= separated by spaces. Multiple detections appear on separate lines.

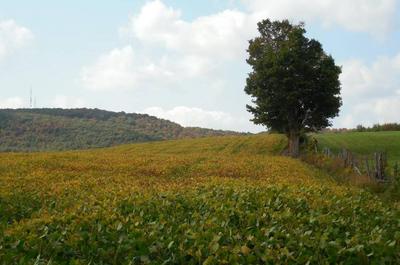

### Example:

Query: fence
xmin=319 ymin=147 xmax=399 ymax=183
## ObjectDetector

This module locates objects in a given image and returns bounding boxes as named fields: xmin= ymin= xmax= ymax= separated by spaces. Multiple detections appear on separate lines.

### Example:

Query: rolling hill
xmin=0 ymin=108 xmax=243 ymax=152
xmin=1 ymin=134 xmax=399 ymax=264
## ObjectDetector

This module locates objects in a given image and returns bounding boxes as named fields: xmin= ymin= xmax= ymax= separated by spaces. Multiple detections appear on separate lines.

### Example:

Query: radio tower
xmin=29 ymin=87 xmax=33 ymax=108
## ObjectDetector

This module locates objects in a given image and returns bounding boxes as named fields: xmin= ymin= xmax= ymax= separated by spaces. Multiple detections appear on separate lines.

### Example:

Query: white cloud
xmin=373 ymin=98 xmax=400 ymax=123
xmin=83 ymin=0 xmax=396 ymax=92
xmin=81 ymin=45 xmax=208 ymax=90
xmin=84 ymin=0 xmax=253 ymax=91
xmin=142 ymin=106 xmax=263 ymax=132
xmin=123 ymin=0 xmax=250 ymax=59
xmin=0 ymin=19 xmax=34 ymax=60
xmin=51 ymin=95 xmax=86 ymax=108
xmin=242 ymin=0 xmax=396 ymax=37
xmin=81 ymin=46 xmax=138 ymax=90
xmin=335 ymin=97 xmax=400 ymax=128
xmin=144 ymin=106 xmax=234 ymax=127
xmin=334 ymin=53 xmax=400 ymax=128
xmin=0 ymin=97 xmax=24 ymax=108
xmin=340 ymin=54 xmax=400 ymax=99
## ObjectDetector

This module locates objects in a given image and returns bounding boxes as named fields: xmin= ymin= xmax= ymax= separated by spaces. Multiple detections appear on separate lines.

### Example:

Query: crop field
xmin=314 ymin=131 xmax=400 ymax=165
xmin=1 ymin=134 xmax=400 ymax=264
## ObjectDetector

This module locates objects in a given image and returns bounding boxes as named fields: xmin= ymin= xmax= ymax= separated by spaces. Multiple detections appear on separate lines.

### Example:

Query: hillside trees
xmin=245 ymin=19 xmax=342 ymax=157
xmin=0 ymin=109 xmax=240 ymax=151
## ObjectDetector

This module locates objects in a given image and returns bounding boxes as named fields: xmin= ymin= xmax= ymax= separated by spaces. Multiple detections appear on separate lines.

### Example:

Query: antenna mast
xmin=29 ymin=87 xmax=33 ymax=108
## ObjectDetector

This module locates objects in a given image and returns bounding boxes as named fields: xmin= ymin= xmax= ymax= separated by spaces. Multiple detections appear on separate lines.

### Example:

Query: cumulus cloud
xmin=51 ymin=95 xmax=86 ymax=108
xmin=142 ymin=106 xmax=263 ymax=132
xmin=83 ymin=0 xmax=253 ymax=91
xmin=341 ymin=54 xmax=400 ymax=99
xmin=334 ymin=53 xmax=400 ymax=128
xmin=122 ymin=0 xmax=250 ymax=59
xmin=0 ymin=19 xmax=34 ymax=60
xmin=144 ymin=106 xmax=234 ymax=127
xmin=81 ymin=46 xmax=138 ymax=90
xmin=0 ymin=97 xmax=24 ymax=108
xmin=83 ymin=0 xmax=396 ymax=91
xmin=81 ymin=45 xmax=211 ymax=90
xmin=335 ymin=97 xmax=400 ymax=128
xmin=242 ymin=0 xmax=396 ymax=37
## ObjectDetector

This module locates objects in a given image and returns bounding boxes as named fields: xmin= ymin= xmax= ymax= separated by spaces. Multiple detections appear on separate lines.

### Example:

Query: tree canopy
xmin=245 ymin=19 xmax=342 ymax=157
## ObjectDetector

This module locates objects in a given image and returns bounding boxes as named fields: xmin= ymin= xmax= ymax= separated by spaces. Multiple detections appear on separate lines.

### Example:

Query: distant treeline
xmin=354 ymin=123 xmax=400 ymax=132
xmin=0 ymin=108 xmax=243 ymax=152
xmin=321 ymin=123 xmax=400 ymax=133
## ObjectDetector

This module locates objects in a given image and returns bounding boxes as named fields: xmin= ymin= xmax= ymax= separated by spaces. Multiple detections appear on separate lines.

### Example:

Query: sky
xmin=0 ymin=0 xmax=399 ymax=132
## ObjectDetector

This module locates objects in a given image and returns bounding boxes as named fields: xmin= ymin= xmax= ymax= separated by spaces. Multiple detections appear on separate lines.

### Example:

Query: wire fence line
xmin=318 ymin=146 xmax=399 ymax=183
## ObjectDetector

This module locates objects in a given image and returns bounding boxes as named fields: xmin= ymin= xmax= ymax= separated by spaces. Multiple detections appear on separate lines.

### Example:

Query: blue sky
xmin=1 ymin=0 xmax=399 ymax=132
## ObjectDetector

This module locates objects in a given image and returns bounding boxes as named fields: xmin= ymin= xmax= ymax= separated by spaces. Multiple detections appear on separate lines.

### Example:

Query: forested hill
xmin=0 ymin=108 xmax=243 ymax=151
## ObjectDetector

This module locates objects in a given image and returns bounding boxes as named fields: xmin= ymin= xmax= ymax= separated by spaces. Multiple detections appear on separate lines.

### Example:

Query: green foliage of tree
xmin=245 ymin=19 xmax=342 ymax=157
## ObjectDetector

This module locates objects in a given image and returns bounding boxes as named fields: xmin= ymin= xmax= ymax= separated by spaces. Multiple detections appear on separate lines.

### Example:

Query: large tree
xmin=245 ymin=19 xmax=342 ymax=157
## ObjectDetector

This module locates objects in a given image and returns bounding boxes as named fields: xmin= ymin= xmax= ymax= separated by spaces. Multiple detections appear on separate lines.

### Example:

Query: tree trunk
xmin=288 ymin=131 xmax=300 ymax=158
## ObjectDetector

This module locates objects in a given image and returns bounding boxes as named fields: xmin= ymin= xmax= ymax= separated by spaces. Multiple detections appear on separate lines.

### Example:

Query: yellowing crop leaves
xmin=0 ymin=134 xmax=399 ymax=264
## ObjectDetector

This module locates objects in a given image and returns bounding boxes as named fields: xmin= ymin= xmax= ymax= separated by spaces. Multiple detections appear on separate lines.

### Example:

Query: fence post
xmin=374 ymin=152 xmax=386 ymax=181
xmin=365 ymin=156 xmax=371 ymax=178
xmin=342 ymin=149 xmax=347 ymax=167
xmin=317 ymin=146 xmax=393 ymax=183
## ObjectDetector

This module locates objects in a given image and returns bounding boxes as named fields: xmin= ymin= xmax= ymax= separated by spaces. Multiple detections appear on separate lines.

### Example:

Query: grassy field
xmin=1 ymin=134 xmax=400 ymax=264
xmin=314 ymin=131 xmax=400 ymax=165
